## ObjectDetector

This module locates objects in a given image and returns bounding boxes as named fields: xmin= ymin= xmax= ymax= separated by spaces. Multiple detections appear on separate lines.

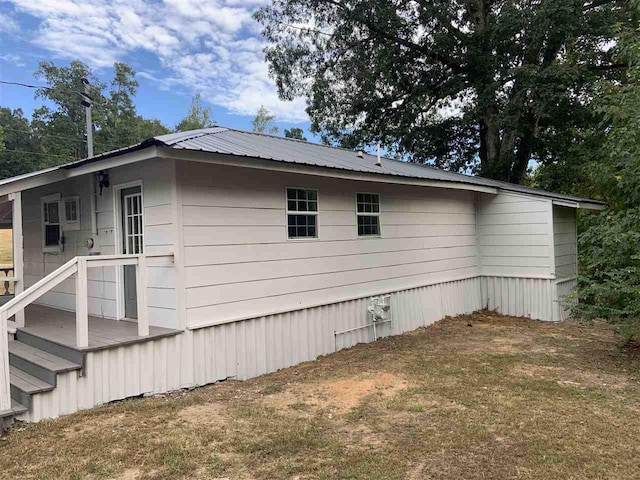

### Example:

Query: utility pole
xmin=81 ymin=78 xmax=94 ymax=158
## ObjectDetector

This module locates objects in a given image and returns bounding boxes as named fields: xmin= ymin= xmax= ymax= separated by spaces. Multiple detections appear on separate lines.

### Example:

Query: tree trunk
xmin=510 ymin=120 xmax=535 ymax=184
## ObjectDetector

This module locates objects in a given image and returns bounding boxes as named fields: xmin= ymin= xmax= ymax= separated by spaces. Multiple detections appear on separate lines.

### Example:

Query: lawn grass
xmin=1 ymin=311 xmax=639 ymax=479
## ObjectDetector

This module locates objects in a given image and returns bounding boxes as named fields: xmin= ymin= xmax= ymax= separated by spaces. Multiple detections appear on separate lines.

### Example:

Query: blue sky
xmin=0 ymin=0 xmax=312 ymax=135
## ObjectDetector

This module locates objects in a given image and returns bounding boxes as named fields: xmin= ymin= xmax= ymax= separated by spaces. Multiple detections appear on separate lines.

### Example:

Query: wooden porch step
xmin=9 ymin=341 xmax=81 ymax=386
xmin=9 ymin=365 xmax=54 ymax=409
xmin=0 ymin=400 xmax=28 ymax=419
xmin=15 ymin=330 xmax=84 ymax=367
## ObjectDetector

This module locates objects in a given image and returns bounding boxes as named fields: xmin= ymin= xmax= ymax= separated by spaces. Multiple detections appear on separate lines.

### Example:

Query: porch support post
xmin=75 ymin=258 xmax=89 ymax=348
xmin=136 ymin=255 xmax=149 ymax=337
xmin=0 ymin=311 xmax=10 ymax=412
xmin=9 ymin=192 xmax=24 ymax=328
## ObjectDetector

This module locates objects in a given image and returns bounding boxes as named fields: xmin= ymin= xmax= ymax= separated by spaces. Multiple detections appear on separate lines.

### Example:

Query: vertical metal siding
xmin=481 ymin=276 xmax=556 ymax=321
xmin=555 ymin=277 xmax=577 ymax=322
xmin=19 ymin=276 xmax=482 ymax=422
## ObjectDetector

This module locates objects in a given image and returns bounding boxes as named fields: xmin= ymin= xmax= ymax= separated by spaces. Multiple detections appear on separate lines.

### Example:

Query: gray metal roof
xmin=153 ymin=127 xmax=604 ymax=206
xmin=0 ymin=126 xmax=603 ymax=207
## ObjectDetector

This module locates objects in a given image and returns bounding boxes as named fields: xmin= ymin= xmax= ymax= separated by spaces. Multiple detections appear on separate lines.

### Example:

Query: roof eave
xmin=552 ymin=198 xmax=606 ymax=210
xmin=158 ymin=147 xmax=500 ymax=195
xmin=0 ymin=145 xmax=159 ymax=197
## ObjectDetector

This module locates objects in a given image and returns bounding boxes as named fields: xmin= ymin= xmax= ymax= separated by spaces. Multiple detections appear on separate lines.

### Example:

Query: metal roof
xmin=0 ymin=126 xmax=604 ymax=207
xmin=153 ymin=127 xmax=604 ymax=206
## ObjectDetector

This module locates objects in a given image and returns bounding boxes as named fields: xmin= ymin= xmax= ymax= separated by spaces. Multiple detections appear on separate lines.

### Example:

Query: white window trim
xmin=62 ymin=195 xmax=81 ymax=231
xmin=41 ymin=193 xmax=62 ymax=253
xmin=285 ymin=186 xmax=319 ymax=240
xmin=355 ymin=192 xmax=382 ymax=238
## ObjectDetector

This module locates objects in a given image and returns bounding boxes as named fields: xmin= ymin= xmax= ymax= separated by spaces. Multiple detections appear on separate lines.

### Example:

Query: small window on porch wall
xmin=41 ymin=194 xmax=61 ymax=252
xmin=63 ymin=196 xmax=80 ymax=231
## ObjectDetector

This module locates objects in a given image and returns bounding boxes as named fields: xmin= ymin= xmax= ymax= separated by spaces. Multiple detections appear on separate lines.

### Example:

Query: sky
xmin=0 ymin=0 xmax=312 ymax=134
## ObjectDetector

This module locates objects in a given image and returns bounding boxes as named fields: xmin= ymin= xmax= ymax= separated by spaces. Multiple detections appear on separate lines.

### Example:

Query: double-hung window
xmin=356 ymin=193 xmax=381 ymax=237
xmin=42 ymin=194 xmax=62 ymax=252
xmin=286 ymin=187 xmax=318 ymax=239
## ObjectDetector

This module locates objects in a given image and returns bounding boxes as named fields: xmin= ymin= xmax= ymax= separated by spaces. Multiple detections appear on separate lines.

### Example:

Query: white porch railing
xmin=0 ymin=267 xmax=16 ymax=297
xmin=0 ymin=253 xmax=173 ymax=412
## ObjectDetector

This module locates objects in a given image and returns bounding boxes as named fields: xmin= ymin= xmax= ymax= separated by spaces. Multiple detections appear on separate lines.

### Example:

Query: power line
xmin=1 ymin=127 xmax=128 ymax=150
xmin=0 ymin=149 xmax=77 ymax=159
xmin=0 ymin=79 xmax=108 ymax=106
xmin=0 ymin=80 xmax=52 ymax=90
xmin=1 ymin=127 xmax=87 ymax=143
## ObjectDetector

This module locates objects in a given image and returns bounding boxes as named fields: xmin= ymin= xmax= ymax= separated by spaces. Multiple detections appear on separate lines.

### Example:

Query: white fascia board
xmin=159 ymin=147 xmax=500 ymax=195
xmin=552 ymin=199 xmax=606 ymax=210
xmin=0 ymin=146 xmax=158 ymax=197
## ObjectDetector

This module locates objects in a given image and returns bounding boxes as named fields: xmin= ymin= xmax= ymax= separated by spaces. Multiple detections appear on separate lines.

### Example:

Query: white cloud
xmin=0 ymin=54 xmax=26 ymax=67
xmin=0 ymin=12 xmax=20 ymax=33
xmin=6 ymin=0 xmax=308 ymax=122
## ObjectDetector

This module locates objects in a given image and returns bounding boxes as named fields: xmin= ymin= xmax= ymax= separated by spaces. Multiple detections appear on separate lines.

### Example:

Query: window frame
xmin=41 ymin=193 xmax=62 ymax=253
xmin=355 ymin=192 xmax=382 ymax=238
xmin=62 ymin=196 xmax=81 ymax=231
xmin=285 ymin=186 xmax=319 ymax=240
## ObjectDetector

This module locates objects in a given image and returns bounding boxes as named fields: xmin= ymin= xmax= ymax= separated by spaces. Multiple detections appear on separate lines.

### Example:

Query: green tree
xmin=137 ymin=118 xmax=171 ymax=139
xmin=569 ymin=7 xmax=640 ymax=341
xmin=252 ymin=105 xmax=280 ymax=135
xmin=256 ymin=0 xmax=634 ymax=183
xmin=0 ymin=126 xmax=4 ymax=152
xmin=32 ymin=60 xmax=105 ymax=163
xmin=284 ymin=127 xmax=307 ymax=141
xmin=175 ymin=93 xmax=215 ymax=131
xmin=96 ymin=62 xmax=140 ymax=151
xmin=0 ymin=107 xmax=42 ymax=178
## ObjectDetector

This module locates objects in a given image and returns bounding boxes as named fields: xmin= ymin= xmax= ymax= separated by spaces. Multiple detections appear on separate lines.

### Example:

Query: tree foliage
xmin=284 ymin=127 xmax=307 ymax=140
xmin=564 ymin=6 xmax=640 ymax=341
xmin=256 ymin=0 xmax=634 ymax=183
xmin=0 ymin=61 xmax=170 ymax=179
xmin=252 ymin=105 xmax=280 ymax=134
xmin=175 ymin=93 xmax=216 ymax=131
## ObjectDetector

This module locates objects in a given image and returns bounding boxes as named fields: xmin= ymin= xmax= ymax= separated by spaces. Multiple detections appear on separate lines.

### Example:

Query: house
xmin=0 ymin=127 xmax=603 ymax=425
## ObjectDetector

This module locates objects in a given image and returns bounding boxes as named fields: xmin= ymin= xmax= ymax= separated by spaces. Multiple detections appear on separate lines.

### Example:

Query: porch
xmin=0 ymin=252 xmax=179 ymax=426
xmin=19 ymin=304 xmax=180 ymax=352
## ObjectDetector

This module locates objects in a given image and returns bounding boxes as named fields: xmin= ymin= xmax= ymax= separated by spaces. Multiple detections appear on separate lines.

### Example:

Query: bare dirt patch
xmin=264 ymin=371 xmax=409 ymax=414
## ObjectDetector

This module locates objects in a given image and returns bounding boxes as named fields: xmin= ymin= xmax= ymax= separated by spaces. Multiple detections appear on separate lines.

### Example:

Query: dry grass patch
xmin=1 ymin=311 xmax=640 ymax=479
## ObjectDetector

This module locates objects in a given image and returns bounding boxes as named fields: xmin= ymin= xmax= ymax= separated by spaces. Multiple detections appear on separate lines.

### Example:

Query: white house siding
xmin=19 ymin=276 xmax=481 ymax=422
xmin=478 ymin=192 xmax=553 ymax=278
xmin=177 ymin=161 xmax=481 ymax=329
xmin=21 ymin=159 xmax=179 ymax=329
xmin=553 ymin=205 xmax=577 ymax=278
xmin=477 ymin=192 xmax=558 ymax=321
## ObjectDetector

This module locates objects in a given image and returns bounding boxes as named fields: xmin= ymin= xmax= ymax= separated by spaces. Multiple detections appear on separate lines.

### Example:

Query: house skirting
xmin=19 ymin=275 xmax=576 ymax=422
xmin=481 ymin=275 xmax=576 ymax=323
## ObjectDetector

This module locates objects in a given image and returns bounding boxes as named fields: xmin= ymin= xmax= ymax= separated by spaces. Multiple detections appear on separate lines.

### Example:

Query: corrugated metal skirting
xmin=480 ymin=276 xmax=577 ymax=322
xmin=19 ymin=277 xmax=482 ymax=422
xmin=555 ymin=277 xmax=578 ymax=322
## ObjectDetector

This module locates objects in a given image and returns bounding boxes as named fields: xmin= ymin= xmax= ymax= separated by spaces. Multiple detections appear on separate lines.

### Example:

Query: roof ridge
xmin=155 ymin=127 xmax=228 ymax=146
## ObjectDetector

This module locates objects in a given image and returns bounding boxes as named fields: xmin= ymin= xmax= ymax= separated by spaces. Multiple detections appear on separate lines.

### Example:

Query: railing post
xmin=0 ymin=311 xmax=11 ymax=412
xmin=136 ymin=255 xmax=149 ymax=337
xmin=75 ymin=258 xmax=89 ymax=348
xmin=9 ymin=192 xmax=24 ymax=328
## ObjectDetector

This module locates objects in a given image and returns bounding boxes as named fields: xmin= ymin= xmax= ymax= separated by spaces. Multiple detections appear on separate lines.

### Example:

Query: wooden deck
xmin=19 ymin=304 xmax=181 ymax=352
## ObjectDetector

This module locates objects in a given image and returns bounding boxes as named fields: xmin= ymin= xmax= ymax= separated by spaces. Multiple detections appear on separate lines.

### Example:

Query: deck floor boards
xmin=18 ymin=304 xmax=181 ymax=352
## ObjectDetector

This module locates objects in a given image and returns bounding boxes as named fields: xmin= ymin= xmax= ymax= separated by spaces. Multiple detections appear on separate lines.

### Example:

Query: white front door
xmin=121 ymin=187 xmax=143 ymax=319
